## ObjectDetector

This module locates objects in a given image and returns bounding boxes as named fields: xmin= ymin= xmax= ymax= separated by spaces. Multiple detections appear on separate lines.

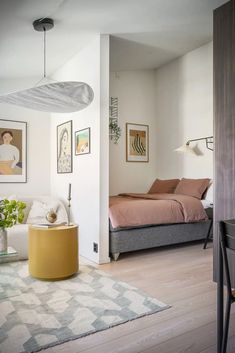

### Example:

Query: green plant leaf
xmin=0 ymin=199 xmax=26 ymax=230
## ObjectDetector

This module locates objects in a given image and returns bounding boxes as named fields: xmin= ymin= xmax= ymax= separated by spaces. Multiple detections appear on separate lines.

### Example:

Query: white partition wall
xmin=50 ymin=35 xmax=110 ymax=264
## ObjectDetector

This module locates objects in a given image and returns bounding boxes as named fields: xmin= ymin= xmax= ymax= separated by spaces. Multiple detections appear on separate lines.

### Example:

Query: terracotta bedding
xmin=109 ymin=193 xmax=208 ymax=229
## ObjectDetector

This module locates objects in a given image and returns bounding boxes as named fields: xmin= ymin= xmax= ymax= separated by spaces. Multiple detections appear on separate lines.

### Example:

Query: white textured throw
xmin=27 ymin=200 xmax=59 ymax=224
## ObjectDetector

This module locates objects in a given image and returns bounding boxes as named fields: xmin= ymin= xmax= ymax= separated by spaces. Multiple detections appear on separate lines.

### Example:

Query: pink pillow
xmin=174 ymin=178 xmax=210 ymax=199
xmin=148 ymin=179 xmax=180 ymax=194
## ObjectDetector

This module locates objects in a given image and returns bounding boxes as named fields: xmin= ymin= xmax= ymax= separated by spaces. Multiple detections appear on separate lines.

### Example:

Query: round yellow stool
xmin=28 ymin=225 xmax=78 ymax=280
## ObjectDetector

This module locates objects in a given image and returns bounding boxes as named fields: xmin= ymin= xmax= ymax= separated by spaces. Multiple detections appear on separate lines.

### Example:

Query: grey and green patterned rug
xmin=0 ymin=261 xmax=170 ymax=353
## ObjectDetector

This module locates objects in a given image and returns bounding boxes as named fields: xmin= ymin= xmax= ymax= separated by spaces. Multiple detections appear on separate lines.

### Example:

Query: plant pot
xmin=0 ymin=228 xmax=7 ymax=253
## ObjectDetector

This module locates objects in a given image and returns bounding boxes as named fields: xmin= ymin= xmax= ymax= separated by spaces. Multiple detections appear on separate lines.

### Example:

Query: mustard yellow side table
xmin=28 ymin=225 xmax=78 ymax=280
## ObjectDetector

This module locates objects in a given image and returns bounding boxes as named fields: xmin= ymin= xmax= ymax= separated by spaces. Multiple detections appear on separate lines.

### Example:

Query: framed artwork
xmin=57 ymin=120 xmax=73 ymax=173
xmin=0 ymin=119 xmax=27 ymax=183
xmin=75 ymin=127 xmax=91 ymax=155
xmin=126 ymin=123 xmax=149 ymax=162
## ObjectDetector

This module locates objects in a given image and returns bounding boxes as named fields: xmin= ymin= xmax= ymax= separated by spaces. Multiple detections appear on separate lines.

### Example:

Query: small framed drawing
xmin=126 ymin=123 xmax=149 ymax=162
xmin=75 ymin=127 xmax=91 ymax=155
xmin=57 ymin=120 xmax=73 ymax=173
xmin=0 ymin=119 xmax=27 ymax=183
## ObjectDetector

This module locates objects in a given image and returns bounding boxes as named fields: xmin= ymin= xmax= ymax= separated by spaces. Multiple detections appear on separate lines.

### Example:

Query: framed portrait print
xmin=57 ymin=120 xmax=73 ymax=173
xmin=0 ymin=119 xmax=27 ymax=183
xmin=75 ymin=128 xmax=91 ymax=155
xmin=126 ymin=123 xmax=149 ymax=162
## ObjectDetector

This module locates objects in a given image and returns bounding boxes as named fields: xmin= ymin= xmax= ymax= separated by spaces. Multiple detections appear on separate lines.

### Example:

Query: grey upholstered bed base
xmin=109 ymin=220 xmax=212 ymax=260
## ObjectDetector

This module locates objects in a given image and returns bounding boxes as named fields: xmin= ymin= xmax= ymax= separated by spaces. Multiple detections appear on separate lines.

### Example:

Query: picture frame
xmin=75 ymin=127 xmax=91 ymax=155
xmin=126 ymin=123 xmax=149 ymax=162
xmin=57 ymin=120 xmax=73 ymax=173
xmin=0 ymin=119 xmax=27 ymax=183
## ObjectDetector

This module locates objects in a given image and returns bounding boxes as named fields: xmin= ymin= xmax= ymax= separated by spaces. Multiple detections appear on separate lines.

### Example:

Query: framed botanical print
xmin=126 ymin=123 xmax=149 ymax=162
xmin=57 ymin=120 xmax=73 ymax=173
xmin=0 ymin=119 xmax=27 ymax=183
xmin=75 ymin=127 xmax=91 ymax=155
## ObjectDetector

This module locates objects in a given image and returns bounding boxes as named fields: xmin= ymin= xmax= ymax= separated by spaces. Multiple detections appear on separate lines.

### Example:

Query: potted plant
xmin=0 ymin=199 xmax=26 ymax=253
xmin=109 ymin=120 xmax=121 ymax=144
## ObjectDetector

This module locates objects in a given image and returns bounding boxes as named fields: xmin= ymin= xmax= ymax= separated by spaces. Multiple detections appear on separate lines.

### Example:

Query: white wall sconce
xmin=175 ymin=136 xmax=213 ymax=155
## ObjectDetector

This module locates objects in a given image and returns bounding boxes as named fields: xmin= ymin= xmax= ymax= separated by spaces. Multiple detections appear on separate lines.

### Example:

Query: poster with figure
xmin=126 ymin=123 xmax=149 ymax=162
xmin=57 ymin=120 xmax=73 ymax=173
xmin=0 ymin=119 xmax=27 ymax=183
xmin=75 ymin=128 xmax=90 ymax=155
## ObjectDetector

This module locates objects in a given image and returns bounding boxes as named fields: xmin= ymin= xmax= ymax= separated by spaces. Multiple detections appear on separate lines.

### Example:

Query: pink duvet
xmin=109 ymin=193 xmax=208 ymax=229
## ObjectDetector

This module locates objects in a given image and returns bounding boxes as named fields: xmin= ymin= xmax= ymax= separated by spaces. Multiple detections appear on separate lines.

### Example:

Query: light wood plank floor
xmin=42 ymin=242 xmax=235 ymax=353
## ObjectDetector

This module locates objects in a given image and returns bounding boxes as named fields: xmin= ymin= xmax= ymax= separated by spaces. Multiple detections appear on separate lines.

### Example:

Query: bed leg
xmin=112 ymin=253 xmax=120 ymax=261
xmin=203 ymin=220 xmax=213 ymax=249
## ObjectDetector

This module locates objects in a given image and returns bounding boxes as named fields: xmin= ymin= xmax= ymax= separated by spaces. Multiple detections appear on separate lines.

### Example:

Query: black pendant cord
xmin=33 ymin=17 xmax=60 ymax=86
xmin=43 ymin=27 xmax=46 ymax=78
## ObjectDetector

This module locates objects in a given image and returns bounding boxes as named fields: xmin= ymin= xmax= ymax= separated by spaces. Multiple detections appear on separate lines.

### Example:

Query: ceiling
xmin=0 ymin=0 xmax=226 ymax=79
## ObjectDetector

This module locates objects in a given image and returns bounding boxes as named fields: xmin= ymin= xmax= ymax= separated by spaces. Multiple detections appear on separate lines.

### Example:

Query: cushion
xmin=148 ymin=179 xmax=180 ymax=194
xmin=27 ymin=200 xmax=59 ymax=224
xmin=174 ymin=178 xmax=210 ymax=199
xmin=21 ymin=201 xmax=33 ymax=223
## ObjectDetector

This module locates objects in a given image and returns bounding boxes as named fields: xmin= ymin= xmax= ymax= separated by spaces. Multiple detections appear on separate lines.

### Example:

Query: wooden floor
xmin=43 ymin=242 xmax=235 ymax=353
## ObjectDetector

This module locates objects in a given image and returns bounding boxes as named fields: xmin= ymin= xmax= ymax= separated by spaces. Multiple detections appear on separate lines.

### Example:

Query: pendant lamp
xmin=0 ymin=18 xmax=94 ymax=113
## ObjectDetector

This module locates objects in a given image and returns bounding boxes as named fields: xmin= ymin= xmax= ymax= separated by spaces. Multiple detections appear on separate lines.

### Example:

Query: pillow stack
xmin=148 ymin=179 xmax=180 ymax=194
xmin=148 ymin=177 xmax=211 ymax=200
xmin=174 ymin=178 xmax=210 ymax=199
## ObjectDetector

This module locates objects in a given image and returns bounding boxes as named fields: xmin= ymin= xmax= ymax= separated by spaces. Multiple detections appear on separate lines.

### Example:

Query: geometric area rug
xmin=0 ymin=261 xmax=170 ymax=353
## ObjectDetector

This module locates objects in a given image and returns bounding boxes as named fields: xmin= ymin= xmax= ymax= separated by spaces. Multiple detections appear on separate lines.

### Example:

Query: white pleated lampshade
xmin=174 ymin=144 xmax=197 ymax=156
xmin=0 ymin=81 xmax=94 ymax=113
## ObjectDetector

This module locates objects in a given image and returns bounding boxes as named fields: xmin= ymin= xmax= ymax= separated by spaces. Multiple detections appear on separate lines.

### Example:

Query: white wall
xmin=109 ymin=43 xmax=213 ymax=196
xmin=50 ymin=35 xmax=110 ymax=264
xmin=0 ymin=81 xmax=51 ymax=196
xmin=99 ymin=35 xmax=110 ymax=263
xmin=109 ymin=70 xmax=157 ymax=195
xmin=155 ymin=42 xmax=213 ymax=179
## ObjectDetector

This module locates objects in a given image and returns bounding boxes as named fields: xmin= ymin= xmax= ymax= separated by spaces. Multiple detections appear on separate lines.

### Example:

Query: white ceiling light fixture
xmin=0 ymin=18 xmax=94 ymax=114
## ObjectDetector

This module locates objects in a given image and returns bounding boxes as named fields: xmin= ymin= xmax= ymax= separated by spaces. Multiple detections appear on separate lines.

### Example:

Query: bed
xmin=109 ymin=178 xmax=213 ymax=260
